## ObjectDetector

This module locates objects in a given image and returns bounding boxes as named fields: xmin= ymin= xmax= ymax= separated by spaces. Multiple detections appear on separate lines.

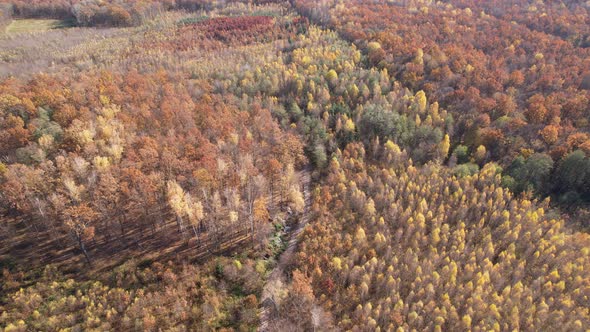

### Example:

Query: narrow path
xmin=258 ymin=169 xmax=311 ymax=332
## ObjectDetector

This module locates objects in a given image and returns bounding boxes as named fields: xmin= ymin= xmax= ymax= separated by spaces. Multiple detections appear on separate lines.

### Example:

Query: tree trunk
xmin=104 ymin=219 xmax=112 ymax=244
xmin=119 ymin=213 xmax=126 ymax=237
xmin=250 ymin=215 xmax=254 ymax=243
xmin=176 ymin=215 xmax=185 ymax=234
xmin=78 ymin=237 xmax=92 ymax=265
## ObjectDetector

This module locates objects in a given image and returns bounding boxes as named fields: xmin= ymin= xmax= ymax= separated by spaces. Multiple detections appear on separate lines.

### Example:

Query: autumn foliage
xmin=294 ymin=143 xmax=590 ymax=330
xmin=295 ymin=0 xmax=590 ymax=206
xmin=1 ymin=0 xmax=590 ymax=331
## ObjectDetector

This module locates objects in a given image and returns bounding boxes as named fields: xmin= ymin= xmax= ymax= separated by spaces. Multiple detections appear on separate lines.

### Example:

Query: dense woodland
xmin=292 ymin=143 xmax=590 ymax=330
xmin=296 ymin=0 xmax=590 ymax=211
xmin=0 ymin=0 xmax=589 ymax=331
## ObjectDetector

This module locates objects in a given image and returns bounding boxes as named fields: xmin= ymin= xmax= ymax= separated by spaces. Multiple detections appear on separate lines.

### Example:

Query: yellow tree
xmin=166 ymin=180 xmax=188 ymax=235
xmin=438 ymin=134 xmax=451 ymax=162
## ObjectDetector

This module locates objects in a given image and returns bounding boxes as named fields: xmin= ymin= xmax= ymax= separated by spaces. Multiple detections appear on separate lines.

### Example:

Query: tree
xmin=0 ymin=114 xmax=30 ymax=152
xmin=525 ymin=94 xmax=548 ymax=124
xmin=554 ymin=150 xmax=590 ymax=203
xmin=289 ymin=186 xmax=305 ymax=214
xmin=474 ymin=145 xmax=487 ymax=164
xmin=453 ymin=145 xmax=470 ymax=164
xmin=253 ymin=197 xmax=270 ymax=224
xmin=167 ymin=180 xmax=188 ymax=235
xmin=367 ymin=41 xmax=385 ymax=66
xmin=280 ymin=164 xmax=305 ymax=213
xmin=63 ymin=203 xmax=98 ymax=264
xmin=280 ymin=270 xmax=316 ymax=330
xmin=312 ymin=144 xmax=328 ymax=169
xmin=539 ymin=125 xmax=559 ymax=145
xmin=505 ymin=153 xmax=553 ymax=195
xmin=414 ymin=90 xmax=427 ymax=113
xmin=185 ymin=194 xmax=205 ymax=238
xmin=438 ymin=134 xmax=450 ymax=162
xmin=252 ymin=196 xmax=270 ymax=245
xmin=326 ymin=69 xmax=338 ymax=85
xmin=264 ymin=158 xmax=282 ymax=202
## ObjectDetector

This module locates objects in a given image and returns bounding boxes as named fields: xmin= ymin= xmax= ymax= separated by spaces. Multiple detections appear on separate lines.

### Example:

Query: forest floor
xmin=0 ymin=204 xmax=252 ymax=285
xmin=259 ymin=169 xmax=311 ymax=331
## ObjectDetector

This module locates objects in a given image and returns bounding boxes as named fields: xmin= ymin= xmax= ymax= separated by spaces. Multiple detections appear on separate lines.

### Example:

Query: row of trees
xmin=1 ymin=0 xmax=162 ymax=26
xmin=0 ymin=0 xmax=249 ymax=27
xmin=1 ymin=0 xmax=297 ymax=27
xmin=151 ymin=15 xmax=279 ymax=52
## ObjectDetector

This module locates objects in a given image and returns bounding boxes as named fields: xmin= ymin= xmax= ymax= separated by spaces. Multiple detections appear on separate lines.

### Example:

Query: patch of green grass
xmin=5 ymin=19 xmax=74 ymax=34
xmin=268 ymin=221 xmax=288 ymax=258
xmin=177 ymin=15 xmax=209 ymax=26
xmin=251 ymin=10 xmax=280 ymax=17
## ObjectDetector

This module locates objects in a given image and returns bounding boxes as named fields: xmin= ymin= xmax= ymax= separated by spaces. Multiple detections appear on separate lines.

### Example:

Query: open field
xmin=4 ymin=18 xmax=74 ymax=34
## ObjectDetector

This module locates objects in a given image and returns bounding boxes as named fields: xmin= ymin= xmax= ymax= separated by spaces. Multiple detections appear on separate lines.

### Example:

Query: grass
xmin=5 ymin=19 xmax=74 ymax=34
xmin=177 ymin=15 xmax=210 ymax=26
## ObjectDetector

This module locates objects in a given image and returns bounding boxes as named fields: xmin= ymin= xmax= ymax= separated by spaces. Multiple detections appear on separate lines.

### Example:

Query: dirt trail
xmin=258 ymin=169 xmax=311 ymax=332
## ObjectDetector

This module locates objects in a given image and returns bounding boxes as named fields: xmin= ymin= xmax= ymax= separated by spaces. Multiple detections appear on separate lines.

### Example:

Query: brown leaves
xmin=63 ymin=203 xmax=98 ymax=239
xmin=539 ymin=125 xmax=559 ymax=145
xmin=253 ymin=197 xmax=270 ymax=223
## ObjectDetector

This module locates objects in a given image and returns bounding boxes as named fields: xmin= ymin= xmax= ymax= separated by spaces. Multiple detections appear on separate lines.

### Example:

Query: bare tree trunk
xmin=176 ymin=215 xmax=186 ymax=235
xmin=247 ymin=181 xmax=255 ymax=243
xmin=119 ymin=213 xmax=126 ymax=237
xmin=250 ymin=216 xmax=255 ymax=244
xmin=78 ymin=237 xmax=92 ymax=265
xmin=103 ymin=218 xmax=112 ymax=245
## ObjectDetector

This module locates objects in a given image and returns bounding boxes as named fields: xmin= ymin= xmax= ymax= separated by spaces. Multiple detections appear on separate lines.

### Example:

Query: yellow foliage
xmin=475 ymin=145 xmax=487 ymax=162
xmin=367 ymin=41 xmax=382 ymax=52
xmin=253 ymin=197 xmax=270 ymax=222
xmin=355 ymin=227 xmax=366 ymax=242
xmin=93 ymin=156 xmax=110 ymax=171
xmin=344 ymin=118 xmax=356 ymax=132
xmin=332 ymin=257 xmax=342 ymax=270
xmin=439 ymin=134 xmax=450 ymax=160
xmin=38 ymin=134 xmax=55 ymax=150
xmin=462 ymin=314 xmax=472 ymax=328
xmin=326 ymin=69 xmax=338 ymax=82
xmin=385 ymin=140 xmax=401 ymax=154
xmin=415 ymin=90 xmax=427 ymax=113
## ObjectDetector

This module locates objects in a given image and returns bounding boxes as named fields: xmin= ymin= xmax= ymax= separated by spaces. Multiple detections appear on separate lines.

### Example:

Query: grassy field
xmin=5 ymin=19 xmax=74 ymax=34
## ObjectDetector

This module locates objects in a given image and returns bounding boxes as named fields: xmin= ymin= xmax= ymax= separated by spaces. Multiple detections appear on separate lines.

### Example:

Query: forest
xmin=0 ymin=0 xmax=589 ymax=331
xmin=295 ymin=0 xmax=590 ymax=213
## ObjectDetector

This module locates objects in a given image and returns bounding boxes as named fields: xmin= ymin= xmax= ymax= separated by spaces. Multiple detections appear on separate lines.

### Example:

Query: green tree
xmin=554 ymin=150 xmax=590 ymax=204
